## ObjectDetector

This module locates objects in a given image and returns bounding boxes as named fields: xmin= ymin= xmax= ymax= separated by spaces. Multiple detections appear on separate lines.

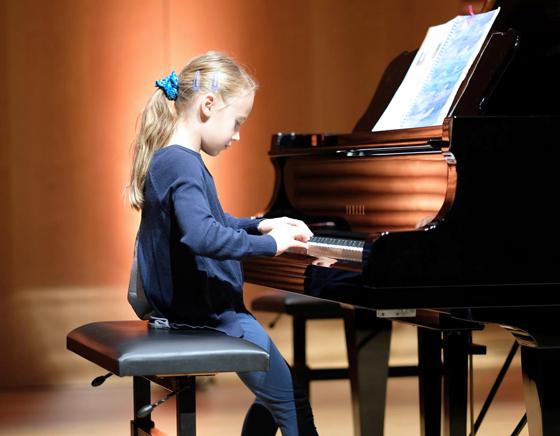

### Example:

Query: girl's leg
xmin=235 ymin=312 xmax=318 ymax=436
xmin=241 ymin=400 xmax=278 ymax=436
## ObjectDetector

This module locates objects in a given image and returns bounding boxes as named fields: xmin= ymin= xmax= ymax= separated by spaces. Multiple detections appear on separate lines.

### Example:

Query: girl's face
xmin=200 ymin=90 xmax=255 ymax=156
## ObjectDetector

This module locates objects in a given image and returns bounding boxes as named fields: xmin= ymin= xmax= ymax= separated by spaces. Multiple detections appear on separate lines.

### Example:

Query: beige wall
xmin=0 ymin=0 xmax=459 ymax=387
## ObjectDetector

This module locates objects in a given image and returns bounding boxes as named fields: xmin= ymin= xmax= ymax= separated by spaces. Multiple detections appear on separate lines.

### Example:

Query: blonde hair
xmin=127 ymin=51 xmax=258 ymax=210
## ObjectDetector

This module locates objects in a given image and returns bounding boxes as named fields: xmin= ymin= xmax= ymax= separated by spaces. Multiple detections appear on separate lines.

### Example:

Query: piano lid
xmin=354 ymin=0 xmax=560 ymax=133
xmin=269 ymin=0 xmax=560 ymax=157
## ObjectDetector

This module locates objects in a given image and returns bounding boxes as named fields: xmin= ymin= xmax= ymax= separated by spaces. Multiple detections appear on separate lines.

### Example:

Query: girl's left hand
xmin=258 ymin=217 xmax=314 ymax=242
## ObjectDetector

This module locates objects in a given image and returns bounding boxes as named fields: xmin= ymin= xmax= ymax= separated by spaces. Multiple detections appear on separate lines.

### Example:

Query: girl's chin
xmin=204 ymin=147 xmax=221 ymax=156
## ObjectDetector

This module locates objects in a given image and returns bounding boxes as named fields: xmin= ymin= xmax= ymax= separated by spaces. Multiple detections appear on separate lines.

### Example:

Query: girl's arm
xmin=223 ymin=214 xmax=314 ymax=240
xmin=223 ymin=213 xmax=263 ymax=235
xmin=173 ymin=178 xmax=276 ymax=259
xmin=151 ymin=150 xmax=307 ymax=258
xmin=174 ymin=180 xmax=309 ymax=258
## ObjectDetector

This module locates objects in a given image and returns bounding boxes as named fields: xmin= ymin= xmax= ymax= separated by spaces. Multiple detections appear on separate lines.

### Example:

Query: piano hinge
xmin=377 ymin=309 xmax=416 ymax=318
xmin=443 ymin=151 xmax=456 ymax=165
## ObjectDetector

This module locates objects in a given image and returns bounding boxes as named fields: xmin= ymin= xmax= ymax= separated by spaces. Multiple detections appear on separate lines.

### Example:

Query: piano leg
xmin=442 ymin=331 xmax=470 ymax=436
xmin=521 ymin=346 xmax=560 ymax=436
xmin=343 ymin=307 xmax=391 ymax=436
xmin=418 ymin=327 xmax=442 ymax=436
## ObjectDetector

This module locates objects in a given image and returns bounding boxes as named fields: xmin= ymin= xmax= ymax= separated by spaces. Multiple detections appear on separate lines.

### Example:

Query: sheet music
xmin=372 ymin=8 xmax=500 ymax=132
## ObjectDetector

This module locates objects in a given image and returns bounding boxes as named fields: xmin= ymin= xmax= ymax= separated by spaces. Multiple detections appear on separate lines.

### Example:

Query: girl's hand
xmin=258 ymin=217 xmax=314 ymax=241
xmin=267 ymin=224 xmax=310 ymax=256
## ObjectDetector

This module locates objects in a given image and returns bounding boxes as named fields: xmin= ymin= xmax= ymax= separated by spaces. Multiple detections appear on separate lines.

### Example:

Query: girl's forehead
xmin=226 ymin=91 xmax=254 ymax=116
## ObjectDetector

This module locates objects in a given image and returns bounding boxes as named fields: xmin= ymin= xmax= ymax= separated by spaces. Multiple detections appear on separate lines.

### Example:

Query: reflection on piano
xmin=244 ymin=1 xmax=560 ymax=435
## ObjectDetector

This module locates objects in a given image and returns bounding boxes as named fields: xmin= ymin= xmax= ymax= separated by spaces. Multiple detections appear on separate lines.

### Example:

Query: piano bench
xmin=67 ymin=320 xmax=269 ymax=436
xmin=251 ymin=292 xmax=419 ymax=398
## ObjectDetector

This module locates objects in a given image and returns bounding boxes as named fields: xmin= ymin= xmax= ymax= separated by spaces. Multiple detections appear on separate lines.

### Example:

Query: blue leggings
xmin=235 ymin=312 xmax=319 ymax=436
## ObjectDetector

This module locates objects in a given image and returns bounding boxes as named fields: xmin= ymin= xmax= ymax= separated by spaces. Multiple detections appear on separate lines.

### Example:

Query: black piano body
xmin=244 ymin=1 xmax=560 ymax=435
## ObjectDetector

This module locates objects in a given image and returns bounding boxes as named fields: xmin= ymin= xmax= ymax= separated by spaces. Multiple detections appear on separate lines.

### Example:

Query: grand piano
xmin=244 ymin=1 xmax=560 ymax=435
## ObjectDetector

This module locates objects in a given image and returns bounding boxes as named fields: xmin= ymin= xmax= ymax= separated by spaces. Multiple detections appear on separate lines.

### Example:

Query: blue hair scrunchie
xmin=155 ymin=71 xmax=179 ymax=101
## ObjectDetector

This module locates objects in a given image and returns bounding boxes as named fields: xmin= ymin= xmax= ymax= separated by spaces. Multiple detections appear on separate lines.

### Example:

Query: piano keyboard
xmin=288 ymin=236 xmax=365 ymax=263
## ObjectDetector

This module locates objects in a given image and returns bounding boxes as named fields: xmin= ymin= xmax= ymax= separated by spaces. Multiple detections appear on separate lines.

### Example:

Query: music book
xmin=372 ymin=8 xmax=500 ymax=132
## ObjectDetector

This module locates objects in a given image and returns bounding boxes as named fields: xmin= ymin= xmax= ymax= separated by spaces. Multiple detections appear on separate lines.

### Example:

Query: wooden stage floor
xmin=0 ymin=314 xmax=528 ymax=435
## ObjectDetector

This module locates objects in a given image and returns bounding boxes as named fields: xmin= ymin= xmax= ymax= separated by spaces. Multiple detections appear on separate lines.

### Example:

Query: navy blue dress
xmin=137 ymin=144 xmax=277 ymax=336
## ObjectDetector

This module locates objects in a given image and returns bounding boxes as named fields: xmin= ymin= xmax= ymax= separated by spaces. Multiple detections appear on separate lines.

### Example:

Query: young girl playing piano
xmin=127 ymin=51 xmax=319 ymax=436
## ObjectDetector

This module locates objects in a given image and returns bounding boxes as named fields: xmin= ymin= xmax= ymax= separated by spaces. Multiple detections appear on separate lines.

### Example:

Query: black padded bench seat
xmin=67 ymin=320 xmax=269 ymax=435
xmin=67 ymin=320 xmax=269 ymax=376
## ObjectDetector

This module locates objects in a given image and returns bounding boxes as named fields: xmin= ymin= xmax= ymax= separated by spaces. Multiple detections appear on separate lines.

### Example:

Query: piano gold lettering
xmin=345 ymin=204 xmax=366 ymax=215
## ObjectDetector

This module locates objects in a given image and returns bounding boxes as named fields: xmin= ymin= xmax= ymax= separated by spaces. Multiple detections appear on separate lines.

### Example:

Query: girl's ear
xmin=200 ymin=93 xmax=216 ymax=119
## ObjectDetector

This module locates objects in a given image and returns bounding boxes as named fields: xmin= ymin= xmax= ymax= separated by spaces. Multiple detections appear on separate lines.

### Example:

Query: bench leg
xmin=176 ymin=376 xmax=197 ymax=436
xmin=131 ymin=376 xmax=154 ymax=435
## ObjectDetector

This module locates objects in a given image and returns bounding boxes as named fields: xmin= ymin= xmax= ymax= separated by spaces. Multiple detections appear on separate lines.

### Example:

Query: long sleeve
xmin=173 ymin=180 xmax=275 ymax=259
xmin=150 ymin=151 xmax=276 ymax=260
xmin=138 ymin=145 xmax=275 ymax=336
xmin=223 ymin=213 xmax=264 ymax=234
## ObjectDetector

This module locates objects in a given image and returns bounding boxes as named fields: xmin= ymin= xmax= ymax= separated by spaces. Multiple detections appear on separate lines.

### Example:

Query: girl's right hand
xmin=268 ymin=224 xmax=310 ymax=256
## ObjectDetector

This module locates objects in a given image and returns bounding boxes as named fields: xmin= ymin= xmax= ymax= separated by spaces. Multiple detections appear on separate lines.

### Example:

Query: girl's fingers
xmin=292 ymin=240 xmax=308 ymax=249
xmin=284 ymin=218 xmax=314 ymax=237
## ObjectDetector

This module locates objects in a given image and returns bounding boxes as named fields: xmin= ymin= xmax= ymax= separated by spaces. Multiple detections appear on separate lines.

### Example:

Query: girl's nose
xmin=232 ymin=131 xmax=240 ymax=141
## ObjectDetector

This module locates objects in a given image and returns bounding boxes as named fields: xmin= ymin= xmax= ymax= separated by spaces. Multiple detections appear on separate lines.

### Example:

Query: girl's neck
xmin=167 ymin=119 xmax=201 ymax=153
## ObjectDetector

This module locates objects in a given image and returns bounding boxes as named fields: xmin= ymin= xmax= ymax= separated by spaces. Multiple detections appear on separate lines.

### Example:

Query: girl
xmin=128 ymin=51 xmax=319 ymax=436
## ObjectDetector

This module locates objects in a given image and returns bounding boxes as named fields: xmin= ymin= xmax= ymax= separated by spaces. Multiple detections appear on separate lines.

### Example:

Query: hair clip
xmin=211 ymin=72 xmax=220 ymax=92
xmin=192 ymin=70 xmax=201 ymax=92
xmin=155 ymin=71 xmax=179 ymax=101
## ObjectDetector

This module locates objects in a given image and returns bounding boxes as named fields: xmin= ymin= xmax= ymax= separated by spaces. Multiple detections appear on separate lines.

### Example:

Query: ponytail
xmin=128 ymin=89 xmax=177 ymax=210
